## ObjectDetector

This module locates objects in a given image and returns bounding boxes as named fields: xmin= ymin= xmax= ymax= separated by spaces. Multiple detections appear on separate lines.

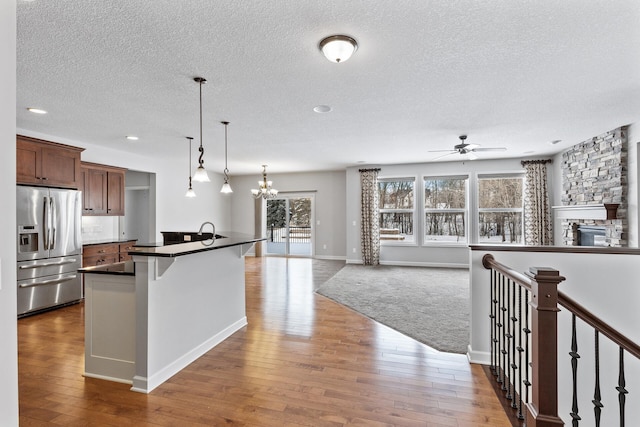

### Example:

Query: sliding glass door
xmin=266 ymin=194 xmax=314 ymax=257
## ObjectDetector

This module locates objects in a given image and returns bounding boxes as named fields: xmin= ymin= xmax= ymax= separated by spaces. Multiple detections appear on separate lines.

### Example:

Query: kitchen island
xmin=80 ymin=232 xmax=263 ymax=393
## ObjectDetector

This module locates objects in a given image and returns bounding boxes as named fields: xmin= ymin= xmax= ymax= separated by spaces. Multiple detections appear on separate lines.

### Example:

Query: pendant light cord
xmin=195 ymin=77 xmax=206 ymax=167
xmin=222 ymin=121 xmax=230 ymax=177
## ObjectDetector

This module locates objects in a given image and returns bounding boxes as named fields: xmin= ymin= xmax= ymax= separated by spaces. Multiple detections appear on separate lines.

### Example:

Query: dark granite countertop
xmin=129 ymin=231 xmax=264 ymax=258
xmin=79 ymin=260 xmax=135 ymax=276
xmin=83 ymin=237 xmax=138 ymax=246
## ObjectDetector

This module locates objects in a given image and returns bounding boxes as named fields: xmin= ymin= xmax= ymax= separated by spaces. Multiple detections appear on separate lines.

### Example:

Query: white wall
xmin=345 ymin=158 xmax=533 ymax=267
xmin=14 ymin=131 xmax=232 ymax=241
xmin=469 ymin=248 xmax=640 ymax=425
xmin=1 ymin=1 xmax=18 ymax=424
xmin=230 ymin=170 xmax=347 ymax=259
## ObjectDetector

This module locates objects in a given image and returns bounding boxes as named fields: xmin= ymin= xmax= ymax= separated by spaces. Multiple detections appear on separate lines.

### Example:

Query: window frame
xmin=377 ymin=176 xmax=417 ymax=245
xmin=422 ymin=175 xmax=469 ymax=246
xmin=476 ymin=173 xmax=525 ymax=245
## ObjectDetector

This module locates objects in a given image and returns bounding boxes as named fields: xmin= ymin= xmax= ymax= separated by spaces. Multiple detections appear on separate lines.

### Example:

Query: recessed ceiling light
xmin=126 ymin=136 xmax=139 ymax=141
xmin=549 ymin=139 xmax=562 ymax=145
xmin=27 ymin=108 xmax=47 ymax=114
xmin=313 ymin=105 xmax=332 ymax=113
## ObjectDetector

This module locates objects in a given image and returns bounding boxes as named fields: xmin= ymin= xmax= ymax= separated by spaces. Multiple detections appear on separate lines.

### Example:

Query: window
xmin=477 ymin=175 xmax=523 ymax=244
xmin=378 ymin=178 xmax=415 ymax=243
xmin=424 ymin=176 xmax=468 ymax=243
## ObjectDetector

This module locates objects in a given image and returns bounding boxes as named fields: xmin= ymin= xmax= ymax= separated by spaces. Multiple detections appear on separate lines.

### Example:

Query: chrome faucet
xmin=197 ymin=221 xmax=215 ymax=238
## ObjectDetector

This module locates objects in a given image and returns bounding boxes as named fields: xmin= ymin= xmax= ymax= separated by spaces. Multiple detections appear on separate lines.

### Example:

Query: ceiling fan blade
xmin=428 ymin=149 xmax=457 ymax=153
xmin=472 ymin=147 xmax=506 ymax=152
xmin=466 ymin=151 xmax=479 ymax=160
xmin=431 ymin=151 xmax=457 ymax=161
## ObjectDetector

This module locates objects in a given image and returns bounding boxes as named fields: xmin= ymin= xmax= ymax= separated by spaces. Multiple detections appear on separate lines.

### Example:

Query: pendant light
xmin=185 ymin=137 xmax=196 ymax=198
xmin=192 ymin=77 xmax=210 ymax=182
xmin=220 ymin=121 xmax=233 ymax=193
xmin=251 ymin=165 xmax=278 ymax=199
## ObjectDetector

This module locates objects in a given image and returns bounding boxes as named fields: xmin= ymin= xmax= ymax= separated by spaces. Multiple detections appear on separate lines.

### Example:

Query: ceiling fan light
xmin=319 ymin=35 xmax=358 ymax=63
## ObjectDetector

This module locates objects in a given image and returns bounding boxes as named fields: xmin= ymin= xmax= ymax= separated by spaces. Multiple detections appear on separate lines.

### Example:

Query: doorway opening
xmin=265 ymin=194 xmax=314 ymax=257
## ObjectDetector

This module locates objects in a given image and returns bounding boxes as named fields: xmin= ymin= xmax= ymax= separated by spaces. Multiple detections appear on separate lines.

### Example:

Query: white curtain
xmin=359 ymin=168 xmax=380 ymax=265
xmin=522 ymin=160 xmax=553 ymax=245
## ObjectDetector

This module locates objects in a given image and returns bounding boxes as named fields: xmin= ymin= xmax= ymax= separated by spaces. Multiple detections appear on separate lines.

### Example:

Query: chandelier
xmin=251 ymin=165 xmax=278 ymax=199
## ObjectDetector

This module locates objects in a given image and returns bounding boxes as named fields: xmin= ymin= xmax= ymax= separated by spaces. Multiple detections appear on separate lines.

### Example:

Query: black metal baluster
xmin=505 ymin=277 xmax=512 ymax=400
xmin=501 ymin=274 xmax=508 ymax=391
xmin=490 ymin=269 xmax=497 ymax=377
xmin=516 ymin=285 xmax=524 ymax=420
xmin=497 ymin=273 xmax=504 ymax=386
xmin=570 ymin=314 xmax=581 ymax=426
xmin=592 ymin=330 xmax=602 ymax=427
xmin=523 ymin=288 xmax=531 ymax=405
xmin=617 ymin=347 xmax=628 ymax=427
xmin=510 ymin=279 xmax=518 ymax=409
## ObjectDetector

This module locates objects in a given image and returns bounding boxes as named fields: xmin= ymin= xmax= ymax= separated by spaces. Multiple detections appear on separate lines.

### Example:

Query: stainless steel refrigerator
xmin=17 ymin=185 xmax=82 ymax=316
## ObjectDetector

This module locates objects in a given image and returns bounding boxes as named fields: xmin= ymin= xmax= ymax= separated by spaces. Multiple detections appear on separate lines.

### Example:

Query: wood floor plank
xmin=18 ymin=257 xmax=512 ymax=426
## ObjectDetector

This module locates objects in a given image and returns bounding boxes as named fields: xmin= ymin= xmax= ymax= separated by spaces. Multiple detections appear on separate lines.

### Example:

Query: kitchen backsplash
xmin=81 ymin=216 xmax=120 ymax=242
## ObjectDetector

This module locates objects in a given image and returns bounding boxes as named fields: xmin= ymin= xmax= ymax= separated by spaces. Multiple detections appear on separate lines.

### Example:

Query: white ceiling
xmin=16 ymin=0 xmax=640 ymax=175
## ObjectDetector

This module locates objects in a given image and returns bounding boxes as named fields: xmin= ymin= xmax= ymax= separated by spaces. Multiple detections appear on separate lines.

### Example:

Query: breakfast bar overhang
xmin=80 ymin=232 xmax=264 ymax=393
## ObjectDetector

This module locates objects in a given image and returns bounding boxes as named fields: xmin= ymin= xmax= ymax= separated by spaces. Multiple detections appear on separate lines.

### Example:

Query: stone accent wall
xmin=561 ymin=127 xmax=627 ymax=246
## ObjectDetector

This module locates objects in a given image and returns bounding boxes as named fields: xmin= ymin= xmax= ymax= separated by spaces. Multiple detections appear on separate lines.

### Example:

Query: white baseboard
xmin=466 ymin=345 xmax=490 ymax=365
xmin=313 ymin=255 xmax=346 ymax=261
xmin=380 ymin=260 xmax=469 ymax=268
xmin=84 ymin=372 xmax=133 ymax=385
xmin=346 ymin=258 xmax=468 ymax=268
xmin=131 ymin=317 xmax=248 ymax=394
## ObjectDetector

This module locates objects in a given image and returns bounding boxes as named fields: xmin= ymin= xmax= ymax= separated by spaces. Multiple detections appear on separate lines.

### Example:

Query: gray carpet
xmin=316 ymin=264 xmax=470 ymax=354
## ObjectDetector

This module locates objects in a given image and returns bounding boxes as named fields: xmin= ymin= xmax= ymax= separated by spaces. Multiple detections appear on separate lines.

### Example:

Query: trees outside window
xmin=424 ymin=176 xmax=467 ymax=243
xmin=378 ymin=178 xmax=415 ymax=243
xmin=478 ymin=176 xmax=523 ymax=244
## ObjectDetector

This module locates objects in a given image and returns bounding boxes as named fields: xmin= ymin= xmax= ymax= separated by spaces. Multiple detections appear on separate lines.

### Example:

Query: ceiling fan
xmin=429 ymin=135 xmax=506 ymax=160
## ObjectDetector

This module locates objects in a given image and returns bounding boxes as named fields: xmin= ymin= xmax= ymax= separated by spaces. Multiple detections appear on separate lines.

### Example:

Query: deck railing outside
xmin=269 ymin=226 xmax=311 ymax=243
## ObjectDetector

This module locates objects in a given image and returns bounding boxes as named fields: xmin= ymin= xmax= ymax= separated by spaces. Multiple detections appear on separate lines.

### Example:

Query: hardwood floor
xmin=18 ymin=257 xmax=511 ymax=426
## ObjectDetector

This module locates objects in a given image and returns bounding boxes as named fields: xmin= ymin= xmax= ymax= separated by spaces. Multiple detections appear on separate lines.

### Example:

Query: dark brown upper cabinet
xmin=17 ymin=135 xmax=83 ymax=189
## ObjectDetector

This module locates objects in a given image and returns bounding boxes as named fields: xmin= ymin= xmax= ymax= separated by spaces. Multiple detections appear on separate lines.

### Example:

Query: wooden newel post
xmin=525 ymin=267 xmax=566 ymax=427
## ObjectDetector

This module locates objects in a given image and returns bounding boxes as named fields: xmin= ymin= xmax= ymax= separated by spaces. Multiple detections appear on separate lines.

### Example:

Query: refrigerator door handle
xmin=50 ymin=197 xmax=57 ymax=250
xmin=43 ymin=195 xmax=50 ymax=250
xmin=18 ymin=259 xmax=79 ymax=269
xmin=18 ymin=274 xmax=77 ymax=288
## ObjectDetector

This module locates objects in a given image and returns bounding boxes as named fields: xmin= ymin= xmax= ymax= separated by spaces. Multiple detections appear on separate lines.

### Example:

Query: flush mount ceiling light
xmin=27 ymin=107 xmax=47 ymax=114
xmin=319 ymin=35 xmax=358 ymax=63
xmin=192 ymin=77 xmax=210 ymax=182
xmin=185 ymin=137 xmax=196 ymax=198
xmin=251 ymin=165 xmax=278 ymax=199
xmin=220 ymin=121 xmax=233 ymax=194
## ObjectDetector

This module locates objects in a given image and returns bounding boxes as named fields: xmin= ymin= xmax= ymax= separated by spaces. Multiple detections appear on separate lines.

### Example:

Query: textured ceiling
xmin=16 ymin=0 xmax=640 ymax=174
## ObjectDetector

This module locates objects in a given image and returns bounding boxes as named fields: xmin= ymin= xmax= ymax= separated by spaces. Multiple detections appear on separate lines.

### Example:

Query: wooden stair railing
xmin=482 ymin=253 xmax=640 ymax=427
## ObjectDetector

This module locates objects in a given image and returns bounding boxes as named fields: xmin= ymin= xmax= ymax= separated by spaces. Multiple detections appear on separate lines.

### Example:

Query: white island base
xmin=83 ymin=238 xmax=256 ymax=393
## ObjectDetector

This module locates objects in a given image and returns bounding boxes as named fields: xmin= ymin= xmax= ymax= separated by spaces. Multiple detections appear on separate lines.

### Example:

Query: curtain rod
xmin=521 ymin=159 xmax=552 ymax=166
xmin=359 ymin=168 xmax=381 ymax=172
